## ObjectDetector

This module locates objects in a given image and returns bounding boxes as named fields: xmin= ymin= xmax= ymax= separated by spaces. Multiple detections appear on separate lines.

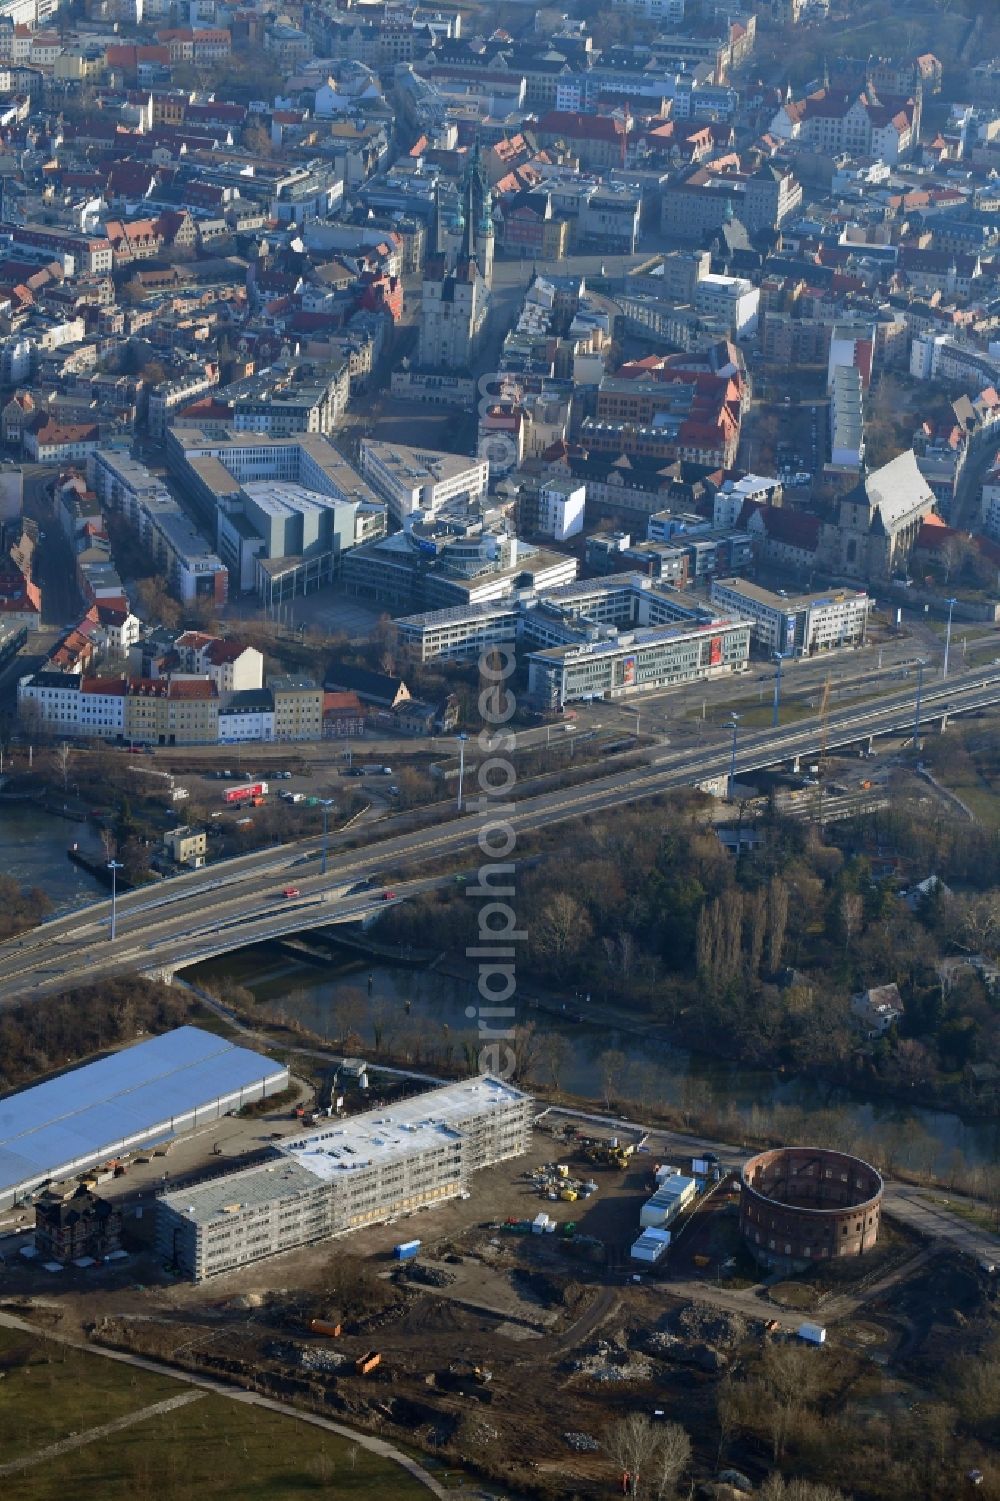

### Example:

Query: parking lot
xmin=774 ymin=397 xmax=828 ymax=485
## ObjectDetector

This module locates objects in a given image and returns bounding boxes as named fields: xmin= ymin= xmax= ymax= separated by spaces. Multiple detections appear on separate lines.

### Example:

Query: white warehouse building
xmin=0 ymin=1027 xmax=288 ymax=1211
xmin=156 ymin=1075 xmax=532 ymax=1280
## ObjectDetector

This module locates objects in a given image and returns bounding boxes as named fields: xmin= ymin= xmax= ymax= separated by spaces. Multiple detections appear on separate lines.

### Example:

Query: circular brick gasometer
xmin=739 ymin=1146 xmax=884 ymax=1272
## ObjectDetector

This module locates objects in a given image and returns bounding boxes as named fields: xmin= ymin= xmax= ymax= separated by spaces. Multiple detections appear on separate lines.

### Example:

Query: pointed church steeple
xmin=457 ymin=136 xmax=494 ymax=287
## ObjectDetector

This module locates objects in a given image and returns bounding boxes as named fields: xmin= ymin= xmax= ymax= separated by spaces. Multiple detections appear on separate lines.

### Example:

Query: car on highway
xmin=339 ymin=767 xmax=365 ymax=777
xmin=282 ymin=886 xmax=300 ymax=898
xmin=382 ymin=889 xmax=397 ymax=900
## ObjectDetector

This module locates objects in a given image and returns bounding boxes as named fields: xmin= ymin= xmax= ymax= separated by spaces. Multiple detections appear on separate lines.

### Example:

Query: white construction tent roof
xmin=0 ymin=1025 xmax=287 ymax=1205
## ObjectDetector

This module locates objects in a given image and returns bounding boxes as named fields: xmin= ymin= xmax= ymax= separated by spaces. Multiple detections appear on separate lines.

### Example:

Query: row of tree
xmin=378 ymin=784 xmax=1000 ymax=1110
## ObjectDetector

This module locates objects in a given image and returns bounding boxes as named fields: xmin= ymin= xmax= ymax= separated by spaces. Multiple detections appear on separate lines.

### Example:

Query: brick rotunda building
xmin=739 ymin=1146 xmax=883 ymax=1271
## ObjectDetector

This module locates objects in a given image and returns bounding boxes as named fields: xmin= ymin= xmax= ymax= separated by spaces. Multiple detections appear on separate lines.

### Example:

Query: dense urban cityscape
xmin=0 ymin=0 xmax=999 ymax=1494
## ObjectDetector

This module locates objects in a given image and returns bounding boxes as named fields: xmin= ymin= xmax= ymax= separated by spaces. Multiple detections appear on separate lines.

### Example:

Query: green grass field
xmin=0 ymin=1327 xmax=180 ymax=1462
xmin=0 ymin=1328 xmax=432 ymax=1499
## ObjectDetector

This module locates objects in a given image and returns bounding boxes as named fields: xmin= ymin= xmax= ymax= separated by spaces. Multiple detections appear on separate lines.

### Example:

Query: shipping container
xmin=797 ymin=1323 xmax=826 ymax=1345
xmin=393 ymin=1239 xmax=421 ymax=1260
xmin=631 ymin=1228 xmax=671 ymax=1264
xmin=355 ymin=1350 xmax=381 ymax=1375
xmin=309 ymin=1318 xmax=342 ymax=1338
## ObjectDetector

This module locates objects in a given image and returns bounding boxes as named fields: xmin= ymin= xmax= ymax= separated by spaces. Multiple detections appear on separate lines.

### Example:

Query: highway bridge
xmin=1 ymin=665 xmax=998 ymax=1003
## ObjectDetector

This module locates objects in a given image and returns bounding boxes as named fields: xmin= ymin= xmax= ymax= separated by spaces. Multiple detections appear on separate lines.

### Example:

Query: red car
xmin=282 ymin=886 xmax=300 ymax=899
xmin=382 ymin=889 xmax=396 ymax=900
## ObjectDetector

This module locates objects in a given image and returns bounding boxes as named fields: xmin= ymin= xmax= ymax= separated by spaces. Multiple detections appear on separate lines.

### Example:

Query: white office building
xmin=527 ymin=615 xmax=750 ymax=706
xmin=694 ymin=274 xmax=759 ymax=339
xmin=538 ymin=481 xmax=586 ymax=542
xmin=359 ymin=439 xmax=489 ymax=524
xmin=710 ymin=577 xmax=870 ymax=655
xmin=712 ymin=474 xmax=783 ymax=529
xmin=89 ymin=449 xmax=227 ymax=604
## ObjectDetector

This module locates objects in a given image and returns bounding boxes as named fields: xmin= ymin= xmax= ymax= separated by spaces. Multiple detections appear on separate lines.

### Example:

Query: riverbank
xmin=326 ymin=927 xmax=1000 ymax=1130
xmin=191 ymin=974 xmax=1000 ymax=1204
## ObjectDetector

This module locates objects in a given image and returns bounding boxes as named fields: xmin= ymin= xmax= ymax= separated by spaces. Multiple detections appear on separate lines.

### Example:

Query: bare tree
xmin=598 ymin=1047 xmax=628 ymax=1109
xmin=372 ymin=614 xmax=398 ymax=676
xmin=537 ymin=1029 xmax=571 ymax=1091
xmin=840 ymin=891 xmax=863 ymax=951
xmin=533 ymin=891 xmax=593 ymax=970
xmin=962 ymin=892 xmax=1000 ymax=957
xmin=651 ymin=1421 xmax=691 ymax=1499
xmin=759 ymin=1342 xmax=828 ymax=1461
xmin=56 ymin=741 xmax=72 ymax=793
xmin=331 ymin=987 xmax=367 ymax=1050
xmin=605 ymin=1414 xmax=662 ymax=1498
xmin=745 ymin=887 xmax=767 ymax=979
xmin=766 ymin=876 xmax=789 ymax=974
xmin=510 ymin=1021 xmax=540 ymax=1085
xmin=759 ymin=1477 xmax=847 ymax=1501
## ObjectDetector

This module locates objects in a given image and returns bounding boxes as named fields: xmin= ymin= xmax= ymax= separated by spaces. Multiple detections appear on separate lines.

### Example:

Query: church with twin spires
xmin=418 ymin=146 xmax=494 ymax=374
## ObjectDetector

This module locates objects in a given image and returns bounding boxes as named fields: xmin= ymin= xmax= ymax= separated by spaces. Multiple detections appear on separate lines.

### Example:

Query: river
xmin=5 ymin=805 xmax=999 ymax=1176
xmin=0 ymin=802 xmax=106 ymax=913
xmin=188 ymin=944 xmax=1000 ymax=1178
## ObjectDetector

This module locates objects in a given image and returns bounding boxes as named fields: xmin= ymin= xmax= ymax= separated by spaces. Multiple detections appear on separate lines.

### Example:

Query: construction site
xmin=6 ymin=1097 xmax=999 ymax=1499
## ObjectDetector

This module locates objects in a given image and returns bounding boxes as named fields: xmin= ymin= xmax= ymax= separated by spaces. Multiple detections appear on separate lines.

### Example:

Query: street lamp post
xmin=913 ymin=659 xmax=926 ymax=749
xmin=772 ymin=653 xmax=784 ymax=730
xmin=456 ymin=732 xmax=468 ymax=813
xmin=107 ymin=859 xmax=124 ymax=943
xmin=728 ymin=713 xmax=740 ymax=799
xmin=319 ymin=799 xmax=335 ymax=876
xmin=942 ymin=596 xmax=957 ymax=679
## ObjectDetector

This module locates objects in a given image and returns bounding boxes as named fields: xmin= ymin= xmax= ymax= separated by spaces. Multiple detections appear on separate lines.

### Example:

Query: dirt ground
xmin=8 ymin=1115 xmax=999 ymax=1498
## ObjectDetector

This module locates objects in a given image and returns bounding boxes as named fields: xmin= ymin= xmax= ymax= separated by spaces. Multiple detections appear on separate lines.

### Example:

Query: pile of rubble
xmin=564 ymin=1432 xmax=601 ymax=1452
xmin=404 ymin=1262 xmax=455 ymax=1288
xmin=675 ymin=1304 xmax=750 ymax=1348
xmin=265 ymin=1340 xmax=345 ymax=1374
xmin=568 ymin=1337 xmax=653 ymax=1384
xmin=640 ymin=1303 xmax=754 ymax=1371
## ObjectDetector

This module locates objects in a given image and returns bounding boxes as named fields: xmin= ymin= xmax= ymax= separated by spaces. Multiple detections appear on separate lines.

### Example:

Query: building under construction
xmin=156 ymin=1075 xmax=532 ymax=1280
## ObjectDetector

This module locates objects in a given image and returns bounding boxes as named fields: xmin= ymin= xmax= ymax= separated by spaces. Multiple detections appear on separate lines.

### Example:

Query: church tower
xmin=456 ymin=141 xmax=493 ymax=288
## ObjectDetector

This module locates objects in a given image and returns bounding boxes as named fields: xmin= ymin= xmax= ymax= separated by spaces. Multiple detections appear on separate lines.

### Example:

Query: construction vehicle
xmin=579 ymin=1136 xmax=635 ymax=1170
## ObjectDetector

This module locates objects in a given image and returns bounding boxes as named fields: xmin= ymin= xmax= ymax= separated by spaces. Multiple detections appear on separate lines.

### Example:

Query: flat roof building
xmin=0 ymin=1026 xmax=288 ymax=1210
xmin=527 ymin=612 xmax=750 ymax=706
xmin=156 ymin=1075 xmax=531 ymax=1280
xmin=710 ymin=577 xmax=871 ymax=656
xmin=359 ymin=439 xmax=489 ymax=524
